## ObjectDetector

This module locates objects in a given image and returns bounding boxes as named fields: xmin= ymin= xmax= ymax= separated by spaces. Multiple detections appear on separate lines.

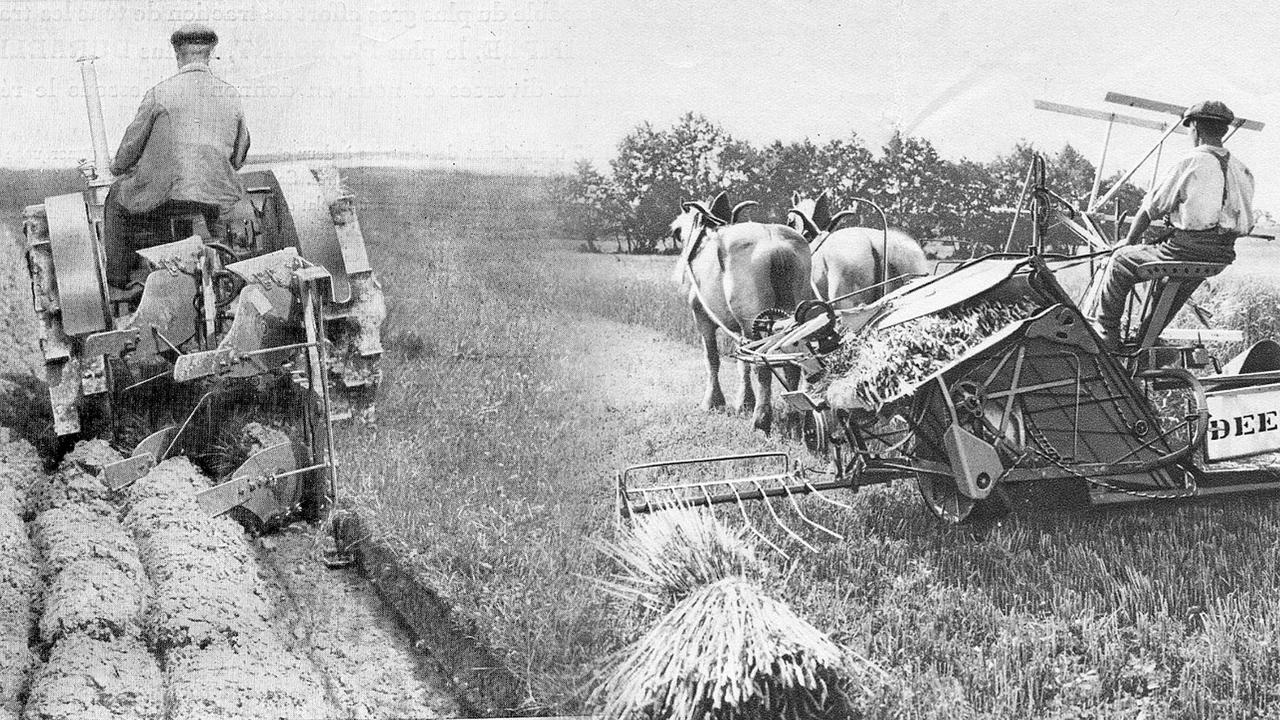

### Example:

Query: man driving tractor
xmin=103 ymin=23 xmax=251 ymax=291
xmin=1094 ymin=100 xmax=1255 ymax=350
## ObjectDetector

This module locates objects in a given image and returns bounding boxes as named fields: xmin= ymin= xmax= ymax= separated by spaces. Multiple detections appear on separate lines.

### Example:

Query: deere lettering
xmin=1209 ymin=410 xmax=1280 ymax=440
xmin=1205 ymin=384 xmax=1280 ymax=461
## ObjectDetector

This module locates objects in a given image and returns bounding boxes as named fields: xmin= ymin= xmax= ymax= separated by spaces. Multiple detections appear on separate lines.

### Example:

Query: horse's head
xmin=788 ymin=190 xmax=859 ymax=244
xmin=670 ymin=198 xmax=721 ymax=258
xmin=787 ymin=191 xmax=824 ymax=240
xmin=670 ymin=191 xmax=760 ymax=254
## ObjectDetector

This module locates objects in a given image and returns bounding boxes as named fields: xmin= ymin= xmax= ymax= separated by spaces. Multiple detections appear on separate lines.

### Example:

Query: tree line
xmin=550 ymin=113 xmax=1146 ymax=255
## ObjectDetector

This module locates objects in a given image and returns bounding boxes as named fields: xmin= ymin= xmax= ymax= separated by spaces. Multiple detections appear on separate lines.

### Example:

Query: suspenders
xmin=1213 ymin=150 xmax=1231 ymax=209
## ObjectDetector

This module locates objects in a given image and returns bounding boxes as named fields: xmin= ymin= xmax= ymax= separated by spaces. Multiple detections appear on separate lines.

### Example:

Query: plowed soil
xmin=0 ymin=225 xmax=459 ymax=718
xmin=0 ymin=436 xmax=460 ymax=720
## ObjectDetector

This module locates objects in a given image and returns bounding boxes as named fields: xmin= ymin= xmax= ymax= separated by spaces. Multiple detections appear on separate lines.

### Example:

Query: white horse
xmin=672 ymin=192 xmax=814 ymax=433
xmin=788 ymin=190 xmax=928 ymax=308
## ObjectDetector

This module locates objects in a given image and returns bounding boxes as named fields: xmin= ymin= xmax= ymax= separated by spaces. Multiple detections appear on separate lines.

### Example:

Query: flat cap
xmin=170 ymin=23 xmax=218 ymax=48
xmin=1182 ymin=100 xmax=1234 ymax=126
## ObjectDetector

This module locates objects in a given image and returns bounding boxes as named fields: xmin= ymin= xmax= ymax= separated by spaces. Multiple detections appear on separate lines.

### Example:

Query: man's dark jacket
xmin=110 ymin=62 xmax=250 ymax=213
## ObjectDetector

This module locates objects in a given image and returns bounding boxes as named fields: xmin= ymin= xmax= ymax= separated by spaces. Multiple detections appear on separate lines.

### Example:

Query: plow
xmin=21 ymin=57 xmax=384 ymax=533
xmin=0 ymin=54 xmax=485 ymax=720
xmin=620 ymin=100 xmax=1280 ymax=548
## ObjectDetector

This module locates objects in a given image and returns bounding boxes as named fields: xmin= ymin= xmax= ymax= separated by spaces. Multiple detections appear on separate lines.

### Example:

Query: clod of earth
xmin=124 ymin=459 xmax=274 ymax=649
xmin=31 ymin=507 xmax=146 ymax=587
xmin=38 ymin=557 xmax=148 ymax=643
xmin=24 ymin=440 xmax=120 ymax=519
xmin=24 ymin=439 xmax=162 ymax=720
xmin=121 ymin=457 xmax=330 ymax=718
xmin=0 ymin=226 xmax=40 ymax=378
xmin=239 ymin=421 xmax=291 ymax=456
xmin=21 ymin=634 xmax=163 ymax=720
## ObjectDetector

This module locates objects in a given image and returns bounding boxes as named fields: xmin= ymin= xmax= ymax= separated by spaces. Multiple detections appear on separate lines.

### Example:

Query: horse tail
xmin=717 ymin=226 xmax=812 ymax=341
xmin=769 ymin=238 xmax=808 ymax=312
xmin=868 ymin=236 xmax=884 ymax=301
xmin=865 ymin=229 xmax=929 ymax=299
xmin=886 ymin=229 xmax=928 ymax=293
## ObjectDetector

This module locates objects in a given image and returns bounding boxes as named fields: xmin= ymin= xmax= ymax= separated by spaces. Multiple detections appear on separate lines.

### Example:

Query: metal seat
xmin=1127 ymin=261 xmax=1228 ymax=350
xmin=160 ymin=211 xmax=213 ymax=243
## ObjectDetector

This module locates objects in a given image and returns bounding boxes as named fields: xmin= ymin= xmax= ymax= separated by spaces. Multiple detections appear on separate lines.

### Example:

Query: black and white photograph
xmin=0 ymin=1 xmax=1278 ymax=718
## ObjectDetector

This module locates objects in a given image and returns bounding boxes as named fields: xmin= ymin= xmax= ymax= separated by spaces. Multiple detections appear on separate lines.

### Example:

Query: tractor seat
xmin=123 ymin=211 xmax=219 ymax=262
xmin=1128 ymin=261 xmax=1228 ymax=351
xmin=161 ymin=211 xmax=214 ymax=243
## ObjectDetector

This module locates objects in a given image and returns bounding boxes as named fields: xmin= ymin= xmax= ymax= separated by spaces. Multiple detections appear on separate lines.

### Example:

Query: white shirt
xmin=1142 ymin=145 xmax=1254 ymax=233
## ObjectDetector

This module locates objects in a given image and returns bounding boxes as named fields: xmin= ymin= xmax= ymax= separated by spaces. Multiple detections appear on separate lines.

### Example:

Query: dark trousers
xmin=103 ymin=183 xmax=221 ymax=287
xmin=1095 ymin=230 xmax=1236 ymax=334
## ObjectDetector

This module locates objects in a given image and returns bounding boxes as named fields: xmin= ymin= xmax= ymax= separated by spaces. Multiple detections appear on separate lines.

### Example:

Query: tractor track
xmin=0 ymin=434 xmax=460 ymax=720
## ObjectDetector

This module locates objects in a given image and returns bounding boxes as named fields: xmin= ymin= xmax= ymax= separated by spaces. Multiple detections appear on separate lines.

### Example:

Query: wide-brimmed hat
xmin=1182 ymin=100 xmax=1234 ymax=127
xmin=171 ymin=23 xmax=218 ymax=48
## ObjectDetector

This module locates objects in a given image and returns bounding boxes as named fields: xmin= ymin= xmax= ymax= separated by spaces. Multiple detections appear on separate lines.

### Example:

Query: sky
xmin=3 ymin=0 xmax=1279 ymax=208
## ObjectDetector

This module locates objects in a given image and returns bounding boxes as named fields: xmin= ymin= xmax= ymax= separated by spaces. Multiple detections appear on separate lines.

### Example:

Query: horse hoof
xmin=702 ymin=392 xmax=726 ymax=412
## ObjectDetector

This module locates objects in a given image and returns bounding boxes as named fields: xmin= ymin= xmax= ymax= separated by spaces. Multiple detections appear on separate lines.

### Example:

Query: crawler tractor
xmin=22 ymin=58 xmax=385 ymax=530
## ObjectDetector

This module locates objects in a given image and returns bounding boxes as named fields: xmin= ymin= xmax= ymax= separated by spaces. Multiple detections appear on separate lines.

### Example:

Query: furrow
xmin=0 ymin=438 xmax=39 ymax=720
xmin=121 ymin=456 xmax=335 ymax=719
xmin=22 ymin=440 xmax=163 ymax=720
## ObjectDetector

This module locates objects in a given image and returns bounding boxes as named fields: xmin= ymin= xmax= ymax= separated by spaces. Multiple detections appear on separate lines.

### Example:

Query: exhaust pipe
xmin=77 ymin=56 xmax=113 ymax=182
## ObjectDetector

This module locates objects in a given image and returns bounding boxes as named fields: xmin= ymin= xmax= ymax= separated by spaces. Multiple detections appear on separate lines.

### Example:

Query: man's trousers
xmin=1095 ymin=229 xmax=1237 ymax=336
xmin=102 ymin=183 xmax=221 ymax=288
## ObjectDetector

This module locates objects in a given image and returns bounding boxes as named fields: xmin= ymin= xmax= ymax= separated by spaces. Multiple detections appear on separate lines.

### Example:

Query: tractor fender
xmin=44 ymin=192 xmax=108 ymax=335
xmin=263 ymin=164 xmax=352 ymax=304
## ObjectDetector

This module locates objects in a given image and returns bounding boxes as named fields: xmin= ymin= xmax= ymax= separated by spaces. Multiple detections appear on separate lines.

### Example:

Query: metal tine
xmin=748 ymin=478 xmax=818 ymax=553
xmin=622 ymin=457 xmax=842 ymax=556
xmin=780 ymin=482 xmax=844 ymax=541
xmin=802 ymin=480 xmax=855 ymax=511
xmin=639 ymin=489 xmax=653 ymax=510
xmin=164 ymin=388 xmax=219 ymax=459
xmin=718 ymin=483 xmax=788 ymax=558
